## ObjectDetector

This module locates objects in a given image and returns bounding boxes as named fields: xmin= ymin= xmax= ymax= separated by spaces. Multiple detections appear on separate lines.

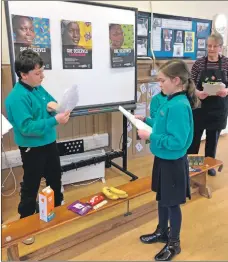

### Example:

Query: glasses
xmin=207 ymin=44 xmax=221 ymax=49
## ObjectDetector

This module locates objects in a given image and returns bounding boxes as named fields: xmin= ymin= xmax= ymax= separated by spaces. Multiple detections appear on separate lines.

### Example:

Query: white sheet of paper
xmin=202 ymin=83 xmax=225 ymax=96
xmin=127 ymin=122 xmax=132 ymax=132
xmin=135 ymin=143 xmax=143 ymax=152
xmin=137 ymin=91 xmax=141 ymax=102
xmin=58 ymin=85 xmax=79 ymax=113
xmin=119 ymin=106 xmax=152 ymax=134
xmin=140 ymin=84 xmax=147 ymax=94
xmin=127 ymin=137 xmax=132 ymax=148
xmin=1 ymin=114 xmax=13 ymax=136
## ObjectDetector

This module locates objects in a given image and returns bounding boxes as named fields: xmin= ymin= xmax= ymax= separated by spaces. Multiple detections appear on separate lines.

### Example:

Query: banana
xmin=117 ymin=193 xmax=128 ymax=199
xmin=109 ymin=187 xmax=127 ymax=196
xmin=102 ymin=187 xmax=119 ymax=200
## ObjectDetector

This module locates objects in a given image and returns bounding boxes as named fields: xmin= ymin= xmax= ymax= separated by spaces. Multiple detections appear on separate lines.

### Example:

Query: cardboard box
xmin=39 ymin=186 xmax=55 ymax=222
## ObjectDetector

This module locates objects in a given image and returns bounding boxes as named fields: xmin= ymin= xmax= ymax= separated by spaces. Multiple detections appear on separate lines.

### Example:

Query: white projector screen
xmin=5 ymin=1 xmax=137 ymax=112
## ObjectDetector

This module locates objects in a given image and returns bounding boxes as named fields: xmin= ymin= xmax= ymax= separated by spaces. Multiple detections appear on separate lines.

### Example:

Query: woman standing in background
xmin=187 ymin=33 xmax=228 ymax=176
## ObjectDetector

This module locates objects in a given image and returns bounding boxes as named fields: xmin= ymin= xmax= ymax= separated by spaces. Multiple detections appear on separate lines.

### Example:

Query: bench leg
xmin=7 ymin=244 xmax=20 ymax=261
xmin=218 ymin=164 xmax=223 ymax=172
xmin=191 ymin=172 xmax=212 ymax=199
xmin=124 ymin=200 xmax=132 ymax=217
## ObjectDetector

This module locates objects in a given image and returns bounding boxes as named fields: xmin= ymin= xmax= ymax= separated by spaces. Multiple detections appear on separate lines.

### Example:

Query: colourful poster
xmin=11 ymin=15 xmax=52 ymax=69
xmin=109 ymin=24 xmax=135 ymax=68
xmin=61 ymin=20 xmax=92 ymax=69
xmin=185 ymin=31 xmax=195 ymax=53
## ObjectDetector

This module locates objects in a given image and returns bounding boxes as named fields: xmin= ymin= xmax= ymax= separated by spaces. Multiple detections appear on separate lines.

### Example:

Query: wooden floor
xmin=1 ymin=135 xmax=228 ymax=261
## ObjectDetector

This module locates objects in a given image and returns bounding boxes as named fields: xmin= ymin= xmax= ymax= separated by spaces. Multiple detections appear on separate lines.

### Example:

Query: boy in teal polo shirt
xmin=5 ymin=50 xmax=70 ymax=243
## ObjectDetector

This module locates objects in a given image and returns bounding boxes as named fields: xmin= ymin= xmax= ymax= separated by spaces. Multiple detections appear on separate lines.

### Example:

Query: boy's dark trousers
xmin=18 ymin=141 xmax=63 ymax=218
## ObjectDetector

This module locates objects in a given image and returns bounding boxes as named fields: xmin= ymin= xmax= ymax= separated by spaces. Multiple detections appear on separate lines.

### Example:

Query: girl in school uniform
xmin=137 ymin=60 xmax=199 ymax=261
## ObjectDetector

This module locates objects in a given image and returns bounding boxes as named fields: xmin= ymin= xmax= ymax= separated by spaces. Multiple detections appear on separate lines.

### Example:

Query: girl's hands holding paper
xmin=134 ymin=115 xmax=145 ymax=121
xmin=137 ymin=129 xmax=150 ymax=140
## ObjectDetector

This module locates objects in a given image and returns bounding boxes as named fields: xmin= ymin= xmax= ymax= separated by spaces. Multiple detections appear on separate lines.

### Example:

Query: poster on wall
xmin=137 ymin=17 xmax=148 ymax=37
xmin=197 ymin=50 xmax=206 ymax=58
xmin=173 ymin=43 xmax=184 ymax=57
xmin=197 ymin=22 xmax=210 ymax=38
xmin=162 ymin=29 xmax=173 ymax=51
xmin=61 ymin=20 xmax=92 ymax=69
xmin=137 ymin=38 xmax=147 ymax=56
xmin=109 ymin=24 xmax=135 ymax=68
xmin=174 ymin=30 xmax=183 ymax=43
xmin=153 ymin=18 xmax=162 ymax=28
xmin=11 ymin=15 xmax=52 ymax=69
xmin=185 ymin=31 xmax=195 ymax=52
xmin=198 ymin=39 xmax=206 ymax=49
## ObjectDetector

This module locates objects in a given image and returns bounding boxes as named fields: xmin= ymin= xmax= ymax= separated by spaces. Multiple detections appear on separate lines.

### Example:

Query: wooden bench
xmin=1 ymin=157 xmax=223 ymax=261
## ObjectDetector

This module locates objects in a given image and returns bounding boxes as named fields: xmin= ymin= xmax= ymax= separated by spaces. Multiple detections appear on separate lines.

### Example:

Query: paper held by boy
xmin=119 ymin=106 xmax=152 ymax=133
xmin=47 ymin=85 xmax=79 ymax=113
xmin=202 ymin=82 xmax=225 ymax=96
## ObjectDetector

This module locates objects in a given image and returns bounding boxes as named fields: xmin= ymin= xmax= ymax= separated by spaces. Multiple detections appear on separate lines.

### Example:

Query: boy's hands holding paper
xmin=47 ymin=101 xmax=59 ymax=112
xmin=55 ymin=111 xmax=70 ymax=124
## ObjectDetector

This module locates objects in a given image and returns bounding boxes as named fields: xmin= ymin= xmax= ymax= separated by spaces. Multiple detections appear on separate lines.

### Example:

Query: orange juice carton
xmin=39 ymin=186 xmax=55 ymax=222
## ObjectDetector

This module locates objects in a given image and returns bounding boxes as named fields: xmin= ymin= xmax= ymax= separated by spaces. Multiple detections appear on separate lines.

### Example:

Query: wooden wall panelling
xmin=1 ymin=66 xmax=15 ymax=151
xmin=72 ymin=116 xmax=81 ymax=138
xmin=85 ymin=115 xmax=94 ymax=136
xmin=98 ymin=114 xmax=106 ymax=134
xmin=126 ymin=117 xmax=133 ymax=160
xmin=57 ymin=118 xmax=73 ymax=141
xmin=132 ymin=83 xmax=148 ymax=158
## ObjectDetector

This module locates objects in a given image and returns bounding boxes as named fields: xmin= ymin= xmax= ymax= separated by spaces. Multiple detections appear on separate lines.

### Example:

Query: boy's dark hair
xmin=15 ymin=50 xmax=44 ymax=78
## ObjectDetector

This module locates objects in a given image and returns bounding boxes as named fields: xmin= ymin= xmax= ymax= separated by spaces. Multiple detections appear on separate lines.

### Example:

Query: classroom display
xmin=109 ymin=24 xmax=135 ymax=68
xmin=61 ymin=20 xmax=92 ymax=69
xmin=137 ymin=12 xmax=212 ymax=59
xmin=11 ymin=14 xmax=52 ymax=69
xmin=6 ymin=1 xmax=137 ymax=110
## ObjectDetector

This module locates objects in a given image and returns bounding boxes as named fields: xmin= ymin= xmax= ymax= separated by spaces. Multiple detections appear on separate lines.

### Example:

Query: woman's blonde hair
xmin=159 ymin=59 xmax=200 ymax=109
xmin=208 ymin=33 xmax=224 ymax=46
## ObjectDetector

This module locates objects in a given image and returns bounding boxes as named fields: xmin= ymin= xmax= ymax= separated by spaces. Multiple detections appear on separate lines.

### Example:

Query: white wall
xmin=2 ymin=1 xmax=228 ymax=64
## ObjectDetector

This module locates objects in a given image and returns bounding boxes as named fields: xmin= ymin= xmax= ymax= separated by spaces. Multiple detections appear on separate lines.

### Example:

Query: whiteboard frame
xmin=4 ymin=0 xmax=138 ymax=115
